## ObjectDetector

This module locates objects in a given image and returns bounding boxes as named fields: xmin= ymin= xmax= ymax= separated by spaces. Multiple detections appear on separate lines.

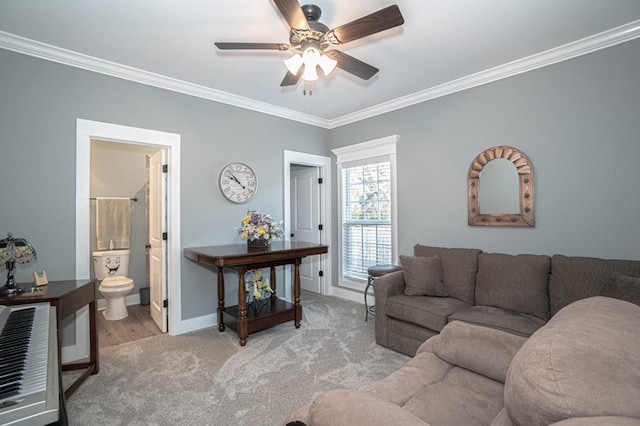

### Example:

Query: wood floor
xmin=97 ymin=304 xmax=163 ymax=349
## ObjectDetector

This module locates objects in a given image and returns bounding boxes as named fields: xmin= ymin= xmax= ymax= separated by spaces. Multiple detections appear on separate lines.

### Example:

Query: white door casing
xmin=283 ymin=150 xmax=331 ymax=300
xmin=76 ymin=119 xmax=182 ymax=352
xmin=149 ymin=149 xmax=168 ymax=332
xmin=290 ymin=166 xmax=321 ymax=293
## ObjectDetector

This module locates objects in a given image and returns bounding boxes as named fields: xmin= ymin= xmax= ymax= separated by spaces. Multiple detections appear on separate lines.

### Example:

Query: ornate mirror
xmin=467 ymin=146 xmax=535 ymax=227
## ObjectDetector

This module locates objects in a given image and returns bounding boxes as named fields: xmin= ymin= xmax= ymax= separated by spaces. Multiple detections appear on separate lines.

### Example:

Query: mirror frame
xmin=468 ymin=146 xmax=535 ymax=227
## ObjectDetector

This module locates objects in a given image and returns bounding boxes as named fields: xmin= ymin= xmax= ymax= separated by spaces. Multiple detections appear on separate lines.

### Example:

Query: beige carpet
xmin=65 ymin=291 xmax=410 ymax=425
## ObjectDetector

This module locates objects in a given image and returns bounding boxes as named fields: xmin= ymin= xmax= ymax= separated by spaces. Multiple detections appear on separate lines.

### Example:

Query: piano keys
xmin=0 ymin=303 xmax=59 ymax=425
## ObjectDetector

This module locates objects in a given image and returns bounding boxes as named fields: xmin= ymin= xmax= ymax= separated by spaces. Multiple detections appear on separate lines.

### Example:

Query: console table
xmin=184 ymin=241 xmax=328 ymax=346
xmin=0 ymin=279 xmax=99 ymax=399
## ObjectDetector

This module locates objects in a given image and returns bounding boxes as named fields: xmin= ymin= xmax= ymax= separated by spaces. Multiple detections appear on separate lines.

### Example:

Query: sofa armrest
xmin=374 ymin=270 xmax=406 ymax=347
xmin=432 ymin=321 xmax=528 ymax=383
xmin=373 ymin=269 xmax=406 ymax=299
xmin=304 ymin=389 xmax=430 ymax=426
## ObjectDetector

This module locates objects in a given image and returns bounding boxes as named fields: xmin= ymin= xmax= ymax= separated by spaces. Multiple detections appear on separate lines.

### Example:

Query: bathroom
xmin=90 ymin=139 xmax=164 ymax=346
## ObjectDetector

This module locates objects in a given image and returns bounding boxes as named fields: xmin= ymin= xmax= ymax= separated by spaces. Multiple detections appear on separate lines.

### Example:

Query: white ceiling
xmin=1 ymin=1 xmax=640 ymax=128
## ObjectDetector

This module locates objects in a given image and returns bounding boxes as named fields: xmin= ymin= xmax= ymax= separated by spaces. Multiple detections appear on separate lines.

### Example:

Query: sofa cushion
xmin=448 ymin=305 xmax=547 ymax=337
xmin=549 ymin=254 xmax=640 ymax=316
xmin=490 ymin=407 xmax=514 ymax=426
xmin=386 ymin=294 xmax=471 ymax=332
xmin=367 ymin=349 xmax=451 ymax=406
xmin=601 ymin=273 xmax=640 ymax=306
xmin=306 ymin=389 xmax=428 ymax=426
xmin=432 ymin=321 xmax=527 ymax=383
xmin=387 ymin=319 xmax=439 ymax=357
xmin=505 ymin=297 xmax=640 ymax=426
xmin=475 ymin=252 xmax=550 ymax=320
xmin=400 ymin=255 xmax=449 ymax=297
xmin=403 ymin=367 xmax=505 ymax=426
xmin=414 ymin=245 xmax=481 ymax=305
xmin=549 ymin=418 xmax=640 ymax=426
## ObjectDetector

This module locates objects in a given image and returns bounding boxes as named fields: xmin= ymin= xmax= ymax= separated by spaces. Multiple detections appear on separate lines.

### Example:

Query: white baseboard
xmin=327 ymin=285 xmax=373 ymax=306
xmin=62 ymin=344 xmax=79 ymax=364
xmin=94 ymin=292 xmax=216 ymax=335
xmin=174 ymin=313 xmax=216 ymax=335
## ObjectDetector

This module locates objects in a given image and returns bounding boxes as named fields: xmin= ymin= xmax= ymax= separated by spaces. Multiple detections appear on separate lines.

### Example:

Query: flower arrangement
xmin=245 ymin=269 xmax=274 ymax=301
xmin=237 ymin=211 xmax=284 ymax=242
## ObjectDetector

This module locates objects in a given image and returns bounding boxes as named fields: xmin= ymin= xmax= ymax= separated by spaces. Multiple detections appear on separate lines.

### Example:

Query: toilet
xmin=92 ymin=249 xmax=135 ymax=320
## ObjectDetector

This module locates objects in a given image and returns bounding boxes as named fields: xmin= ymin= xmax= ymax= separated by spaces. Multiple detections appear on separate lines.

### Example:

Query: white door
xmin=290 ymin=166 xmax=321 ymax=293
xmin=149 ymin=149 xmax=168 ymax=332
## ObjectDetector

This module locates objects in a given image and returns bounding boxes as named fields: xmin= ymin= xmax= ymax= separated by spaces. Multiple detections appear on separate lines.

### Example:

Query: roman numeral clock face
xmin=219 ymin=163 xmax=258 ymax=203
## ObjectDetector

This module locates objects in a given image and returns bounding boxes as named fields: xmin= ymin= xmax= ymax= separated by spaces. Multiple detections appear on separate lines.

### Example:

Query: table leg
xmin=293 ymin=258 xmax=302 ymax=328
xmin=270 ymin=266 xmax=277 ymax=302
xmin=217 ymin=267 xmax=225 ymax=332
xmin=89 ymin=299 xmax=99 ymax=374
xmin=237 ymin=267 xmax=248 ymax=346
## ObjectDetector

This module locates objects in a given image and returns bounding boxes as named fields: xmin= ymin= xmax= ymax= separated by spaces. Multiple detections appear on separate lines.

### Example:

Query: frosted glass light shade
xmin=318 ymin=54 xmax=337 ymax=75
xmin=284 ymin=54 xmax=303 ymax=75
xmin=284 ymin=47 xmax=336 ymax=82
xmin=302 ymin=64 xmax=319 ymax=81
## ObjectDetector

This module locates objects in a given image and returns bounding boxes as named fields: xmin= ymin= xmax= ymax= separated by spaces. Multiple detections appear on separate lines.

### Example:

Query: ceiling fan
xmin=215 ymin=1 xmax=404 ymax=89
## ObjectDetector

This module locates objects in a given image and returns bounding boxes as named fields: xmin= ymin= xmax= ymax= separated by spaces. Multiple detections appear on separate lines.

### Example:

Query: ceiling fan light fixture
xmin=302 ymin=63 xmax=319 ymax=81
xmin=318 ymin=53 xmax=337 ymax=75
xmin=284 ymin=53 xmax=304 ymax=75
xmin=216 ymin=3 xmax=405 ymax=88
xmin=302 ymin=47 xmax=320 ymax=67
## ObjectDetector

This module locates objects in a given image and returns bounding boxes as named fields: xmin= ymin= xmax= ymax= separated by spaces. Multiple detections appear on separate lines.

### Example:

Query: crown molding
xmin=0 ymin=31 xmax=330 ymax=128
xmin=327 ymin=19 xmax=640 ymax=129
xmin=2 ymin=20 xmax=639 ymax=130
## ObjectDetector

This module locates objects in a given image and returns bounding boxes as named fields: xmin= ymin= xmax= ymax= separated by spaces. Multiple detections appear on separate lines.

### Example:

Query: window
xmin=332 ymin=136 xmax=398 ymax=290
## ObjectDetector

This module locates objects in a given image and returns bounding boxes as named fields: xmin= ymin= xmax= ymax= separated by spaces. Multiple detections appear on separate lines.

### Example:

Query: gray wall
xmin=329 ymin=38 xmax=640 ymax=289
xmin=0 ymin=49 xmax=330 ymax=321
xmin=2 ymin=36 xmax=639 ymax=321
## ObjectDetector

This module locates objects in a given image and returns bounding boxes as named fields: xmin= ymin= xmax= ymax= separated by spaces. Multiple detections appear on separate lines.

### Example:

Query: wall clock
xmin=219 ymin=162 xmax=258 ymax=203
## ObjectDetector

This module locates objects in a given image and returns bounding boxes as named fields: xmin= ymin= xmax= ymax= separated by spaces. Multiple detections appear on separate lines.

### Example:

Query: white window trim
xmin=332 ymin=135 xmax=399 ymax=292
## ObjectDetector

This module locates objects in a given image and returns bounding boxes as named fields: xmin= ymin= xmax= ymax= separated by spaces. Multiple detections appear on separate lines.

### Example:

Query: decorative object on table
xmin=21 ymin=286 xmax=44 ymax=297
xmin=33 ymin=270 xmax=48 ymax=286
xmin=0 ymin=233 xmax=37 ymax=295
xmin=245 ymin=269 xmax=274 ymax=304
xmin=219 ymin=162 xmax=258 ymax=203
xmin=237 ymin=211 xmax=284 ymax=248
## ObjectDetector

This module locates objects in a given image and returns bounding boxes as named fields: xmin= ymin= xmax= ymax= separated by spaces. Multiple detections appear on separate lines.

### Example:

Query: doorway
xmin=283 ymin=150 xmax=332 ymax=299
xmin=74 ymin=119 xmax=181 ymax=362
xmin=290 ymin=164 xmax=322 ymax=293
xmin=89 ymin=140 xmax=165 ymax=339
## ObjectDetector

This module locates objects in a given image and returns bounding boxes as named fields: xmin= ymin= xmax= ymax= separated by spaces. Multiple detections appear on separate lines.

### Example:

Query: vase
xmin=247 ymin=238 xmax=270 ymax=249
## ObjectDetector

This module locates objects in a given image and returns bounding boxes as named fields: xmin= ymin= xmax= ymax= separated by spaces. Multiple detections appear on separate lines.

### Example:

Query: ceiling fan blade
xmin=273 ymin=0 xmax=310 ymax=31
xmin=280 ymin=70 xmax=302 ymax=86
xmin=215 ymin=42 xmax=290 ymax=50
xmin=326 ymin=5 xmax=404 ymax=45
xmin=325 ymin=50 xmax=379 ymax=80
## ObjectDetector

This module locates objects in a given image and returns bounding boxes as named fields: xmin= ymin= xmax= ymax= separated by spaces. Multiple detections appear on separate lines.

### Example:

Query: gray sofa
xmin=285 ymin=296 xmax=640 ymax=425
xmin=375 ymin=244 xmax=640 ymax=356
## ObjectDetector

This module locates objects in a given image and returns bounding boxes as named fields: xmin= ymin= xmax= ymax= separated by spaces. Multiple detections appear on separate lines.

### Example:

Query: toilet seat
xmin=101 ymin=276 xmax=134 ymax=289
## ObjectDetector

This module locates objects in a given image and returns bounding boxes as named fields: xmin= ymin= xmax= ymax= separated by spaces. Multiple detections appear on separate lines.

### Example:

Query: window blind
xmin=341 ymin=160 xmax=392 ymax=281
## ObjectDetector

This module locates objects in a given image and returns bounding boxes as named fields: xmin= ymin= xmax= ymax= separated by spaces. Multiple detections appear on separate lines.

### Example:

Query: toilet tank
xmin=92 ymin=249 xmax=131 ymax=280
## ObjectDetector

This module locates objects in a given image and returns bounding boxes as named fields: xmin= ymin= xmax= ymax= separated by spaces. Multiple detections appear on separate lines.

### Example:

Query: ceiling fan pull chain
xmin=304 ymin=80 xmax=314 ymax=96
